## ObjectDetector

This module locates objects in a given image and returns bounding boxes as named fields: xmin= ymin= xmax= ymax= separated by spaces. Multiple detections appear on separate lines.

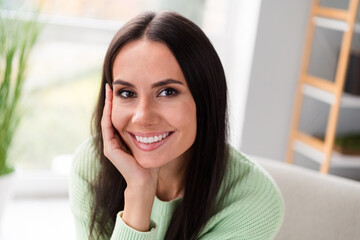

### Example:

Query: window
xmin=4 ymin=0 xmax=231 ymax=195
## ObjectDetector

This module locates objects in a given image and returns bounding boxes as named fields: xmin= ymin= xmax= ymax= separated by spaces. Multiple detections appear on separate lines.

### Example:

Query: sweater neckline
xmin=153 ymin=195 xmax=182 ymax=215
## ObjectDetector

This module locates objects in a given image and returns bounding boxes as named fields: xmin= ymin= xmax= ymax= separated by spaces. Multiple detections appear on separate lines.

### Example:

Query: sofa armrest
xmin=252 ymin=156 xmax=360 ymax=240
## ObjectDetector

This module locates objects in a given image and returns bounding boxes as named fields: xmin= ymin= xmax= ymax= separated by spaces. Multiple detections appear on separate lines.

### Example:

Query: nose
xmin=132 ymin=97 xmax=160 ymax=126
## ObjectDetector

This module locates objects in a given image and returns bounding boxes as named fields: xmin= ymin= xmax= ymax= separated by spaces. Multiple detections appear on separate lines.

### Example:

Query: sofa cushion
xmin=252 ymin=156 xmax=360 ymax=240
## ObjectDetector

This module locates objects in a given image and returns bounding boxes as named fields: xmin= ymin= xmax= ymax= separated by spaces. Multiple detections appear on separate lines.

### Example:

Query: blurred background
xmin=0 ymin=0 xmax=359 ymax=239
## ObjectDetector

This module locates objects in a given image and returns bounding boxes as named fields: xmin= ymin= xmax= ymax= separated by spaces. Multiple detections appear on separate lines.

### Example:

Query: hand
xmin=101 ymin=83 xmax=159 ymax=188
xmin=101 ymin=83 xmax=158 ymax=231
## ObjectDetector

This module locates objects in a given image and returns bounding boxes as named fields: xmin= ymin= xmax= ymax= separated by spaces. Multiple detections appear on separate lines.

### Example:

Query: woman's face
xmin=111 ymin=40 xmax=197 ymax=169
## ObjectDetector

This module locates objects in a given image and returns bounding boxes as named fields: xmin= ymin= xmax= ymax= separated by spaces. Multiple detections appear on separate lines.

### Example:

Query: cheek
xmin=187 ymin=104 xmax=197 ymax=142
xmin=111 ymin=105 xmax=126 ymax=134
xmin=172 ymin=100 xmax=197 ymax=141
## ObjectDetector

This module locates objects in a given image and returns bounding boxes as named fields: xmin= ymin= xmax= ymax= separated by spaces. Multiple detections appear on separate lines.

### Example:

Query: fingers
xmin=105 ymin=83 xmax=113 ymax=104
xmin=101 ymin=84 xmax=111 ymax=135
xmin=114 ymin=131 xmax=132 ymax=154
xmin=100 ymin=84 xmax=138 ymax=181
xmin=101 ymin=84 xmax=132 ymax=156
xmin=101 ymin=84 xmax=116 ymax=154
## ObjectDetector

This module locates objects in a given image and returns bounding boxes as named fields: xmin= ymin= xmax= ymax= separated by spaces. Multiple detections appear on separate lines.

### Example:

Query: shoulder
xmin=71 ymin=136 xmax=100 ymax=183
xmin=200 ymin=145 xmax=284 ymax=239
xmin=225 ymin=145 xmax=281 ymax=191
xmin=221 ymin=145 xmax=283 ymax=198
xmin=69 ymin=137 xmax=100 ymax=215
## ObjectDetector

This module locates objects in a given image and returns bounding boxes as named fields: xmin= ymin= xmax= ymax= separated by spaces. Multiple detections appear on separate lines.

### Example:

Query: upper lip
xmin=127 ymin=131 xmax=174 ymax=137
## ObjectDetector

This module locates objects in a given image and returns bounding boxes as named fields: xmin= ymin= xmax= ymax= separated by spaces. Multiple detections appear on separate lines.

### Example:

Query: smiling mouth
xmin=129 ymin=131 xmax=175 ymax=144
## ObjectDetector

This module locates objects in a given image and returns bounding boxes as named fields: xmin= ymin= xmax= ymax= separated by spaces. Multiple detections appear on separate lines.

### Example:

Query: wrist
xmin=124 ymin=185 xmax=156 ymax=203
xmin=122 ymin=186 xmax=156 ymax=232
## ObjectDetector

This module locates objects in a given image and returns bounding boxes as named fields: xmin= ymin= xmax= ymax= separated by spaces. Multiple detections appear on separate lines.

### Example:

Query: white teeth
xmin=134 ymin=132 xmax=171 ymax=144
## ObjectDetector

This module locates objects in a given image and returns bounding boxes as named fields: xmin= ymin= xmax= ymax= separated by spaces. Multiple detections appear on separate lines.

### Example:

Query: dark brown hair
xmin=90 ymin=11 xmax=228 ymax=239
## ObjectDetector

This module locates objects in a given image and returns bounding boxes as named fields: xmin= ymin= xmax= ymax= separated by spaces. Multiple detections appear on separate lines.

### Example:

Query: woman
xmin=70 ymin=11 xmax=284 ymax=240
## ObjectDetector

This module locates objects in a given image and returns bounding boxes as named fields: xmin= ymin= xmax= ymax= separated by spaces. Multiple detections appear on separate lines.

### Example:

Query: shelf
xmin=341 ymin=92 xmax=360 ymax=108
xmin=356 ymin=22 xmax=360 ymax=34
xmin=303 ymin=84 xmax=360 ymax=108
xmin=314 ymin=16 xmax=349 ymax=31
xmin=294 ymin=140 xmax=360 ymax=168
xmin=303 ymin=84 xmax=335 ymax=104
xmin=331 ymin=151 xmax=360 ymax=167
xmin=314 ymin=16 xmax=360 ymax=33
xmin=294 ymin=139 xmax=324 ymax=163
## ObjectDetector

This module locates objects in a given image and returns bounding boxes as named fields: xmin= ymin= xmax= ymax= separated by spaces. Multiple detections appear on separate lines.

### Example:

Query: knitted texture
xmin=69 ymin=138 xmax=284 ymax=239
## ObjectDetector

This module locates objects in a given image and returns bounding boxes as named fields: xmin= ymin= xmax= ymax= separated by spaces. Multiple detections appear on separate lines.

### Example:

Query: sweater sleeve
xmin=69 ymin=138 xmax=158 ymax=240
xmin=110 ymin=212 xmax=157 ymax=240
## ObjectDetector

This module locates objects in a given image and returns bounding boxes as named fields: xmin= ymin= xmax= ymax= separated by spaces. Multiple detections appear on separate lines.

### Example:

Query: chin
xmin=134 ymin=154 xmax=164 ymax=169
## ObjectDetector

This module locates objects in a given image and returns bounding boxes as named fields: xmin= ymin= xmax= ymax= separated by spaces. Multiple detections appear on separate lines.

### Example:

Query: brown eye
xmin=158 ymin=88 xmax=178 ymax=97
xmin=118 ymin=90 xmax=136 ymax=98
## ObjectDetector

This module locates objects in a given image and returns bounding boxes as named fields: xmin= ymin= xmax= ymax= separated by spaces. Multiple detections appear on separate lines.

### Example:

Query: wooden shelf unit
xmin=286 ymin=0 xmax=360 ymax=173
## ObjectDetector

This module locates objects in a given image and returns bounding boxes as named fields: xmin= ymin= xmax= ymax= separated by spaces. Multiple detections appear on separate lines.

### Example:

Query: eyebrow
xmin=112 ymin=79 xmax=184 ymax=88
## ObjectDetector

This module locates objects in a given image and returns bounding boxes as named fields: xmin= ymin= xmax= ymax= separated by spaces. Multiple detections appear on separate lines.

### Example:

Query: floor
xmin=1 ymin=198 xmax=75 ymax=240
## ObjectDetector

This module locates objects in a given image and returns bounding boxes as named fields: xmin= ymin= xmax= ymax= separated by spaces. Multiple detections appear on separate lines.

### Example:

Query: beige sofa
xmin=253 ymin=156 xmax=360 ymax=240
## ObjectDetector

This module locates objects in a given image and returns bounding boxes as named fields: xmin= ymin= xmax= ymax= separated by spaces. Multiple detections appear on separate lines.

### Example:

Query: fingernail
xmin=105 ymin=83 xmax=108 ymax=97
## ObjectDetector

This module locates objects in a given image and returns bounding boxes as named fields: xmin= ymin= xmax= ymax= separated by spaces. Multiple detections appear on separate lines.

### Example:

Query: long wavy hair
xmin=90 ymin=11 xmax=228 ymax=239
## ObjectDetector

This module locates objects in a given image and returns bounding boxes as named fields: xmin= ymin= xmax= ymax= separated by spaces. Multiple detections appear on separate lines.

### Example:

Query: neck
xmin=156 ymin=148 xmax=192 ymax=201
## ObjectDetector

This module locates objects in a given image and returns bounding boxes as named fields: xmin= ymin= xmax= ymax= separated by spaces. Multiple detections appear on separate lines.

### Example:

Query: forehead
xmin=112 ymin=39 xmax=185 ymax=84
xmin=115 ymin=39 xmax=174 ymax=61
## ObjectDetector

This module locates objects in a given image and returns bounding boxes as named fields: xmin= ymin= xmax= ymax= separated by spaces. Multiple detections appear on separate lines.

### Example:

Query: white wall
xmin=225 ymin=0 xmax=263 ymax=148
xmin=239 ymin=0 xmax=312 ymax=160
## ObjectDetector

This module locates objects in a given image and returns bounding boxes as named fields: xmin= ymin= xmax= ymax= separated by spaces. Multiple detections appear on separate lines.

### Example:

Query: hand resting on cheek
xmin=101 ymin=83 xmax=159 ymax=232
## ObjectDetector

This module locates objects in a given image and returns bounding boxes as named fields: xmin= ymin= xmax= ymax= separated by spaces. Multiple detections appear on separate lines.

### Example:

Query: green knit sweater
xmin=69 ymin=138 xmax=284 ymax=239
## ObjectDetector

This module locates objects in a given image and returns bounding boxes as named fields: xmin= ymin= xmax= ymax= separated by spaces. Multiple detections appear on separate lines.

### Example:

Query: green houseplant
xmin=0 ymin=5 xmax=42 ymax=231
xmin=0 ymin=8 xmax=41 ymax=176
